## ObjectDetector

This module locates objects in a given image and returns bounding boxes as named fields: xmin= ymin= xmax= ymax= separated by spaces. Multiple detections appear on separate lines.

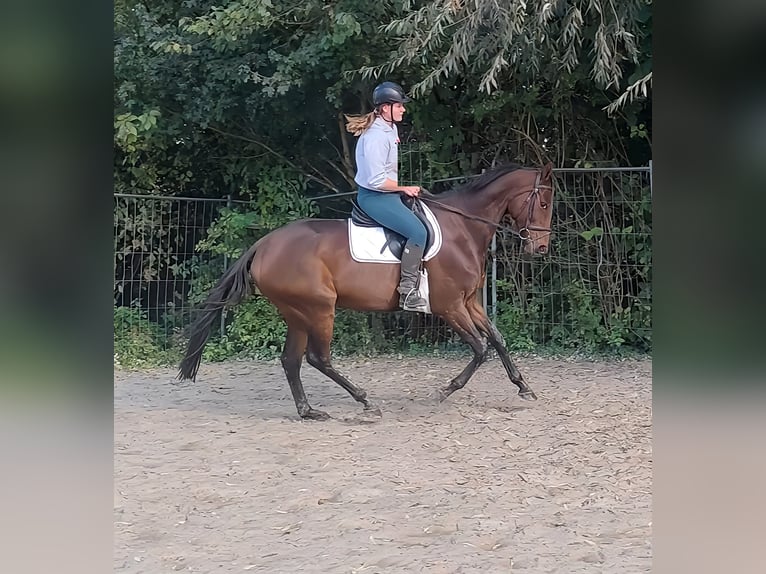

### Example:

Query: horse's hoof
xmin=301 ymin=408 xmax=331 ymax=421
xmin=436 ymin=388 xmax=452 ymax=402
xmin=364 ymin=404 xmax=383 ymax=417
xmin=519 ymin=390 xmax=538 ymax=401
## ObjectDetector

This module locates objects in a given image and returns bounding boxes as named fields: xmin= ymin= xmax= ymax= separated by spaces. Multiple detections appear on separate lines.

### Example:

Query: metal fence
xmin=485 ymin=167 xmax=652 ymax=351
xmin=114 ymin=194 xmax=236 ymax=352
xmin=114 ymin=166 xmax=651 ymax=357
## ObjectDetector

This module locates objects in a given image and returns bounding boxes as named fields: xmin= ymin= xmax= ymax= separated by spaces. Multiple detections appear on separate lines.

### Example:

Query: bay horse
xmin=179 ymin=163 xmax=555 ymax=419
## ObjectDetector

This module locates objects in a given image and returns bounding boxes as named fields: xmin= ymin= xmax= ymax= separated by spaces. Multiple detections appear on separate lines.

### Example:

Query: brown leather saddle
xmin=350 ymin=196 xmax=436 ymax=260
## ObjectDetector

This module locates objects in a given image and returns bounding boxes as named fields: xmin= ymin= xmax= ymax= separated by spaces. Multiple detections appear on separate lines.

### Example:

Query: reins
xmin=418 ymin=171 xmax=553 ymax=241
xmin=418 ymin=195 xmax=522 ymax=235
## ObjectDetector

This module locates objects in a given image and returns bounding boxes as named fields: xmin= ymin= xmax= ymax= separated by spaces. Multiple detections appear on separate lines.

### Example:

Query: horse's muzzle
xmin=536 ymin=245 xmax=548 ymax=255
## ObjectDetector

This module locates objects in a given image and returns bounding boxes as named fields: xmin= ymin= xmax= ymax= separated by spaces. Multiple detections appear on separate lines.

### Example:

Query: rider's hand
xmin=401 ymin=186 xmax=420 ymax=197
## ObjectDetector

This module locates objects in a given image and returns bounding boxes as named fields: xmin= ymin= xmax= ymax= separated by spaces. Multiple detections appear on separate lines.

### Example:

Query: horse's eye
xmin=540 ymin=202 xmax=548 ymax=209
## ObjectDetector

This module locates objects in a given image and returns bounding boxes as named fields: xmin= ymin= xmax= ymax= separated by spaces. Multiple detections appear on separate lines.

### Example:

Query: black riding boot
xmin=398 ymin=242 xmax=429 ymax=312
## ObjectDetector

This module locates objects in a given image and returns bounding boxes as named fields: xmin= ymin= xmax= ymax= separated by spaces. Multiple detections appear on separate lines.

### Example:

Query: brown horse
xmin=179 ymin=163 xmax=555 ymax=419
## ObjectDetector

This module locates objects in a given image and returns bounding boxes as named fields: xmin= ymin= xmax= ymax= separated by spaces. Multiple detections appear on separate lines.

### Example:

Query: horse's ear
xmin=541 ymin=161 xmax=554 ymax=180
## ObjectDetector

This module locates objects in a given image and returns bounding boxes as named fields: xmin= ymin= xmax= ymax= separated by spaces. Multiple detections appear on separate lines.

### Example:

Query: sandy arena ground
xmin=115 ymin=355 xmax=651 ymax=573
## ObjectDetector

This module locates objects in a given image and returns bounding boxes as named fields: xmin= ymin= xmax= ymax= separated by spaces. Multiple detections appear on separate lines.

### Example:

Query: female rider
xmin=345 ymin=81 xmax=428 ymax=312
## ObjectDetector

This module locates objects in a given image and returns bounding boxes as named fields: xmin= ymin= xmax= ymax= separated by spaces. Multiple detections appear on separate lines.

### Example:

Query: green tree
xmin=364 ymin=0 xmax=652 ymax=167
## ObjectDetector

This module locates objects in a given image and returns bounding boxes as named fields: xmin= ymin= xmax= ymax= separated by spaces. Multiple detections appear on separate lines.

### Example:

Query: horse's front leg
xmin=467 ymin=298 xmax=537 ymax=400
xmin=437 ymin=305 xmax=491 ymax=401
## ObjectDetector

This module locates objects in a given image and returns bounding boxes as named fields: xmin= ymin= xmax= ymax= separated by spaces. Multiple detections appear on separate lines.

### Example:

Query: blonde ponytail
xmin=344 ymin=111 xmax=377 ymax=137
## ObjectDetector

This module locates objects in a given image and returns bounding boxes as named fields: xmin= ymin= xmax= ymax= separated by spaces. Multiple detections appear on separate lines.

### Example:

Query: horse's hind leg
xmin=281 ymin=325 xmax=330 ymax=420
xmin=305 ymin=312 xmax=381 ymax=416
xmin=467 ymin=298 xmax=537 ymax=400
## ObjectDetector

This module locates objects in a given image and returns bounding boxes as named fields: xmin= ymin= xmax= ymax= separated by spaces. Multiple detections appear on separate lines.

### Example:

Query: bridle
xmin=516 ymin=171 xmax=553 ymax=240
xmin=419 ymin=169 xmax=553 ymax=242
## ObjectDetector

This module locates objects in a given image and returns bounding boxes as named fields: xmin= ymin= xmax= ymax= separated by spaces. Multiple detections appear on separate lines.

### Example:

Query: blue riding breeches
xmin=356 ymin=186 xmax=427 ymax=247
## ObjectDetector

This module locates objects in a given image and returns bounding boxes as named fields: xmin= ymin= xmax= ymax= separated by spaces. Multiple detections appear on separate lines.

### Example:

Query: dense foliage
xmin=115 ymin=0 xmax=651 ymax=196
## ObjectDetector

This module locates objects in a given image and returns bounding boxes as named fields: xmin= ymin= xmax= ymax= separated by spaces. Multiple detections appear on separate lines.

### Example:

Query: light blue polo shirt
xmin=353 ymin=117 xmax=399 ymax=190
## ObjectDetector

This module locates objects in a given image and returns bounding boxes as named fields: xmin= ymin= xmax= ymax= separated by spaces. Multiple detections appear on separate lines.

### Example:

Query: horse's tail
xmin=178 ymin=241 xmax=259 ymax=381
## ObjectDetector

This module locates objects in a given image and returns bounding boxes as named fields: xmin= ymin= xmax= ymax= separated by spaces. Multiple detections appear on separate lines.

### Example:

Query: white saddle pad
xmin=347 ymin=202 xmax=442 ymax=264
xmin=415 ymin=268 xmax=432 ymax=314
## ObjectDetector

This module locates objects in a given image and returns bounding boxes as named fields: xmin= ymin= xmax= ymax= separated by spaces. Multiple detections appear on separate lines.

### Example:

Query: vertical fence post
xmin=220 ymin=194 xmax=232 ymax=338
xmin=648 ymin=160 xmax=653 ymax=197
xmin=490 ymin=233 xmax=497 ymax=321
xmin=482 ymin=255 xmax=488 ymax=314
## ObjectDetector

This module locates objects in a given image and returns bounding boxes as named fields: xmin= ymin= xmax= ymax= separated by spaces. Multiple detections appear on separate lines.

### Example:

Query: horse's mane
xmin=422 ymin=163 xmax=523 ymax=198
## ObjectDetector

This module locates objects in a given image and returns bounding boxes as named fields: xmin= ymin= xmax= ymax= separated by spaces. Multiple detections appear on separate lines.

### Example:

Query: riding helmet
xmin=372 ymin=81 xmax=411 ymax=106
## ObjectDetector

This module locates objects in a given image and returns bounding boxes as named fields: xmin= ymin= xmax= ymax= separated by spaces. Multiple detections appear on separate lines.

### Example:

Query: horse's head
xmin=509 ymin=162 xmax=555 ymax=255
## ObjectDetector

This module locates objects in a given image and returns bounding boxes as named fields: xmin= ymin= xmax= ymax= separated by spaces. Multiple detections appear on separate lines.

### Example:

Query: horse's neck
xmin=434 ymin=184 xmax=506 ymax=254
xmin=436 ymin=171 xmax=529 ymax=253
xmin=442 ymin=174 xmax=516 ymax=224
